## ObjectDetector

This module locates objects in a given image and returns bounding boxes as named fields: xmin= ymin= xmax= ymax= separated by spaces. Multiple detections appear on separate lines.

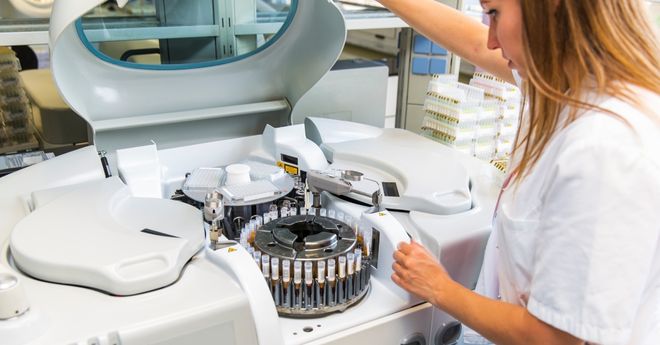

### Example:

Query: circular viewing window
xmin=76 ymin=0 xmax=297 ymax=70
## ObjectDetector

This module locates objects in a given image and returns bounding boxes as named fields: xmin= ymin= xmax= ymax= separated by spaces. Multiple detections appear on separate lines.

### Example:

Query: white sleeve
xmin=527 ymin=140 xmax=660 ymax=345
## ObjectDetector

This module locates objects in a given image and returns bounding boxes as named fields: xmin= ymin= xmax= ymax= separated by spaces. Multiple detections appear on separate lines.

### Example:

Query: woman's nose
xmin=486 ymin=23 xmax=501 ymax=50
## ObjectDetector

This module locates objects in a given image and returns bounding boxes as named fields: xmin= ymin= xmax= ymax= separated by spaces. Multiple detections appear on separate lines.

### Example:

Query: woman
xmin=379 ymin=0 xmax=660 ymax=344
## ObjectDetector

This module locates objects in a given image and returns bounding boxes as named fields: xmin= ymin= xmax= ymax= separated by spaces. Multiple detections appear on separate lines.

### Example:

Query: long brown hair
xmin=512 ymin=0 xmax=660 ymax=182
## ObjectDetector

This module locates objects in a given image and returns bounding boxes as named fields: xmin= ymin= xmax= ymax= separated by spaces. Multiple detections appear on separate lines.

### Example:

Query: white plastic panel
xmin=10 ymin=177 xmax=205 ymax=295
xmin=49 ymin=0 xmax=346 ymax=125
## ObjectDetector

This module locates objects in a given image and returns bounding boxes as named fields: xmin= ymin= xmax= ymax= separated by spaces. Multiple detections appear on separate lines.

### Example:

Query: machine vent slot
xmin=141 ymin=229 xmax=179 ymax=238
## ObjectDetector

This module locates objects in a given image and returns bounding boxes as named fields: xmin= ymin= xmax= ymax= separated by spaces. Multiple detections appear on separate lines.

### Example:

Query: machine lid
xmin=9 ymin=177 xmax=205 ymax=296
xmin=49 ymin=0 xmax=346 ymax=128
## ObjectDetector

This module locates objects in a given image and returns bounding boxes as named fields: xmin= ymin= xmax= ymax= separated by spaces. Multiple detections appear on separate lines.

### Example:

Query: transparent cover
xmin=77 ymin=0 xmax=295 ymax=67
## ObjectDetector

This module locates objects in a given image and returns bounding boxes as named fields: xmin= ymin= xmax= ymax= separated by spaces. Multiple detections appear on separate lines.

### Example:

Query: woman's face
xmin=481 ymin=0 xmax=526 ymax=78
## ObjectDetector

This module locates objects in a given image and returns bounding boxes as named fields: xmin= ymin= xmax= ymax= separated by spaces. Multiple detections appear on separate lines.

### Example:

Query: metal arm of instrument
xmin=307 ymin=170 xmax=383 ymax=214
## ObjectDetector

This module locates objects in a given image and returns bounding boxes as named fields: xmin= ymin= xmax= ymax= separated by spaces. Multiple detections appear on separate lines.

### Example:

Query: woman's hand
xmin=392 ymin=241 xmax=585 ymax=345
xmin=391 ymin=240 xmax=454 ymax=307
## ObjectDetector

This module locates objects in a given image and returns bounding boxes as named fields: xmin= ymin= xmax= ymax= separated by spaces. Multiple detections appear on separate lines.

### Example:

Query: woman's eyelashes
xmin=484 ymin=8 xmax=499 ymax=20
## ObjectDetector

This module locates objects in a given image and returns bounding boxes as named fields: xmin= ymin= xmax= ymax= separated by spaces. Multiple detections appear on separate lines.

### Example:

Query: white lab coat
xmin=476 ymin=76 xmax=660 ymax=345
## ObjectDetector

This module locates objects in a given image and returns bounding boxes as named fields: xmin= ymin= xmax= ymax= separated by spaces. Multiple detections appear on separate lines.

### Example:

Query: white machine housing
xmin=0 ymin=1 xmax=503 ymax=345
xmin=0 ymin=0 xmax=53 ymax=19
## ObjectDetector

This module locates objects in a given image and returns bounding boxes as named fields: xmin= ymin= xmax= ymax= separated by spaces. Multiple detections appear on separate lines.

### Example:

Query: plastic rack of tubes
xmin=238 ymin=205 xmax=372 ymax=318
xmin=422 ymin=73 xmax=521 ymax=165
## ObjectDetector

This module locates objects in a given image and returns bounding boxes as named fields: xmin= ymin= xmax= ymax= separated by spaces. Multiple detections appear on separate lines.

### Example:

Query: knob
xmin=0 ymin=272 xmax=30 ymax=320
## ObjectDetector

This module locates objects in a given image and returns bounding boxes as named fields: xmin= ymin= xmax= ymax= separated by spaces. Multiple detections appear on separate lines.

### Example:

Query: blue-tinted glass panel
xmin=77 ymin=0 xmax=296 ymax=69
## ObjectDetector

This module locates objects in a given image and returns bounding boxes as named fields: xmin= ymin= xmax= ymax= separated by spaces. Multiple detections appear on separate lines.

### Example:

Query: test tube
xmin=305 ymin=261 xmax=314 ymax=309
xmin=338 ymin=256 xmax=346 ymax=280
xmin=294 ymin=261 xmax=303 ymax=308
xmin=347 ymin=253 xmax=355 ymax=276
xmin=317 ymin=261 xmax=326 ymax=285
xmin=294 ymin=261 xmax=302 ymax=284
xmin=305 ymin=262 xmax=313 ymax=286
xmin=283 ymin=259 xmax=291 ymax=283
xmin=290 ymin=207 xmax=298 ymax=216
xmin=248 ymin=223 xmax=256 ymax=245
xmin=263 ymin=213 xmax=271 ymax=224
xmin=328 ymin=209 xmax=336 ymax=219
xmin=262 ymin=254 xmax=270 ymax=279
xmin=271 ymin=257 xmax=280 ymax=305
xmin=280 ymin=206 xmax=289 ymax=218
xmin=271 ymin=257 xmax=280 ymax=281
xmin=282 ymin=259 xmax=291 ymax=307
xmin=327 ymin=259 xmax=336 ymax=281
xmin=327 ymin=259 xmax=336 ymax=306
xmin=355 ymin=248 xmax=363 ymax=292
xmin=254 ymin=251 xmax=262 ymax=268
xmin=253 ymin=215 xmax=263 ymax=227
xmin=240 ymin=232 xmax=248 ymax=249
xmin=352 ymin=219 xmax=360 ymax=235
xmin=338 ymin=256 xmax=347 ymax=302
xmin=347 ymin=252 xmax=355 ymax=298
xmin=317 ymin=261 xmax=326 ymax=307
xmin=269 ymin=204 xmax=279 ymax=220
xmin=362 ymin=226 xmax=373 ymax=257
xmin=300 ymin=208 xmax=308 ymax=216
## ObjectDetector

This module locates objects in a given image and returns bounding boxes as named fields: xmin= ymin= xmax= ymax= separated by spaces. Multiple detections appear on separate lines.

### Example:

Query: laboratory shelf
xmin=0 ymin=2 xmax=408 ymax=46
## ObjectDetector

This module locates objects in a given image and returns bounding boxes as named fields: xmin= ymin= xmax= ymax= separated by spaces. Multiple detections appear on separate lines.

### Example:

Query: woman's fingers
xmin=392 ymin=261 xmax=405 ymax=276
xmin=391 ymin=271 xmax=412 ymax=290
xmin=411 ymin=240 xmax=433 ymax=257
xmin=391 ymin=272 xmax=405 ymax=288
xmin=397 ymin=241 xmax=413 ymax=254
xmin=393 ymin=249 xmax=408 ymax=267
